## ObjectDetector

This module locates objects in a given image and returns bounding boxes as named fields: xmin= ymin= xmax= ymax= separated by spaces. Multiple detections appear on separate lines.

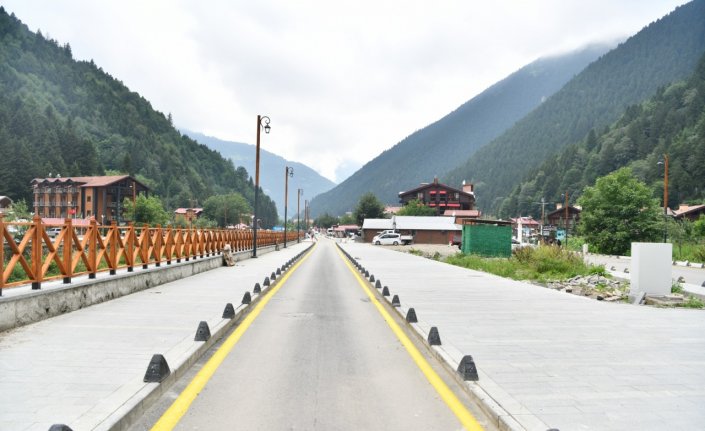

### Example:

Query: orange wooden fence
xmin=0 ymin=215 xmax=301 ymax=293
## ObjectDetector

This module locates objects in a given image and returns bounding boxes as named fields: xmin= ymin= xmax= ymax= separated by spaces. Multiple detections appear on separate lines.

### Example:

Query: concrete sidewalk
xmin=0 ymin=241 xmax=312 ymax=431
xmin=339 ymin=242 xmax=705 ymax=431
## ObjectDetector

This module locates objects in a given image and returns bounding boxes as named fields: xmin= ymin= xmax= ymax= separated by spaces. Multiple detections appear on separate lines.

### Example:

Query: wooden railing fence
xmin=0 ymin=215 xmax=301 ymax=294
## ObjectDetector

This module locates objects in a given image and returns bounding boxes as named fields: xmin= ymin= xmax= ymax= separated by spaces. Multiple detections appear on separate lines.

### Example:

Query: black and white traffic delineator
xmin=263 ymin=277 xmax=270 ymax=287
xmin=242 ymin=291 xmax=252 ymax=305
xmin=364 ymin=270 xmax=369 ymax=278
xmin=222 ymin=303 xmax=235 ymax=319
xmin=48 ymin=425 xmax=73 ymax=431
xmin=406 ymin=308 xmax=418 ymax=323
xmin=391 ymin=295 xmax=400 ymax=307
xmin=375 ymin=280 xmax=382 ymax=289
xmin=428 ymin=327 xmax=442 ymax=345
xmin=143 ymin=354 xmax=171 ymax=383
xmin=194 ymin=321 xmax=211 ymax=341
xmin=253 ymin=282 xmax=261 ymax=294
xmin=382 ymin=286 xmax=390 ymax=296
xmin=276 ymin=267 xmax=281 ymax=275
xmin=457 ymin=355 xmax=479 ymax=381
xmin=369 ymin=274 xmax=375 ymax=282
xmin=271 ymin=271 xmax=276 ymax=281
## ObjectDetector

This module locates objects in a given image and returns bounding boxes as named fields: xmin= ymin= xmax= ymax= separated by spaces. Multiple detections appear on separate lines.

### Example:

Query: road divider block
xmin=392 ymin=295 xmax=400 ymax=307
xmin=242 ymin=291 xmax=252 ymax=304
xmin=382 ymin=286 xmax=390 ymax=296
xmin=222 ymin=303 xmax=235 ymax=319
xmin=143 ymin=354 xmax=171 ymax=383
xmin=253 ymin=283 xmax=261 ymax=294
xmin=263 ymin=277 xmax=270 ymax=287
xmin=369 ymin=274 xmax=375 ymax=282
xmin=49 ymin=425 xmax=73 ymax=431
xmin=194 ymin=321 xmax=211 ymax=341
xmin=375 ymin=280 xmax=382 ymax=289
xmin=428 ymin=327 xmax=442 ymax=345
xmin=406 ymin=308 xmax=418 ymax=323
xmin=457 ymin=355 xmax=479 ymax=381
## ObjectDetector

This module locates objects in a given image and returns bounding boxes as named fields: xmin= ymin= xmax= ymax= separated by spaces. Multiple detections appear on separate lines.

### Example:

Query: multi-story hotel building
xmin=31 ymin=175 xmax=149 ymax=224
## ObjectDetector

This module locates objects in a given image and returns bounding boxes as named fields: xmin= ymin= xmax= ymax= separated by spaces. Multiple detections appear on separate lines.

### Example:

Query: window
xmin=417 ymin=192 xmax=424 ymax=200
xmin=454 ymin=192 xmax=459 ymax=200
xmin=87 ymin=196 xmax=91 ymax=202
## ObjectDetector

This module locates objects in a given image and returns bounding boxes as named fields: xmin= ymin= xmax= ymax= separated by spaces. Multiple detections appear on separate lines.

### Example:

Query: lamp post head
xmin=287 ymin=167 xmax=294 ymax=177
xmin=260 ymin=115 xmax=271 ymax=134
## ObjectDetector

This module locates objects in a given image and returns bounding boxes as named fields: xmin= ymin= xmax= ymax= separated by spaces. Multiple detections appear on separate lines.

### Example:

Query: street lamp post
xmin=253 ymin=115 xmax=271 ymax=258
xmin=658 ymin=154 xmax=669 ymax=243
xmin=284 ymin=166 xmax=293 ymax=248
xmin=297 ymin=188 xmax=303 ymax=243
xmin=560 ymin=192 xmax=569 ymax=247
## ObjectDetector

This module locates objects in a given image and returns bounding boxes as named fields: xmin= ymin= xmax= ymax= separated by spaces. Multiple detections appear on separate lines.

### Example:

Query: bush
xmin=447 ymin=244 xmax=603 ymax=282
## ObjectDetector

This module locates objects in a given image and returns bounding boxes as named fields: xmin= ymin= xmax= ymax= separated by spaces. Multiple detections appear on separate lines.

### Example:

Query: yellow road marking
xmin=150 ymin=244 xmax=317 ymax=431
xmin=335 ymin=246 xmax=485 ymax=431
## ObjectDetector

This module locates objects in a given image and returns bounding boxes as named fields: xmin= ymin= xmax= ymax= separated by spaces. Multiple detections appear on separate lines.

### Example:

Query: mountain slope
xmin=183 ymin=131 xmax=336 ymax=217
xmin=501 ymin=52 xmax=705 ymax=219
xmin=445 ymin=0 xmax=705 ymax=213
xmin=310 ymin=44 xmax=612 ymax=216
xmin=0 ymin=7 xmax=279 ymax=226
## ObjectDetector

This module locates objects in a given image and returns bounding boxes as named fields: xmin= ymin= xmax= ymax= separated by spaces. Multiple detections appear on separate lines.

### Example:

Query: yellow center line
xmin=150 ymin=244 xmax=317 ymax=431
xmin=335 ymin=246 xmax=485 ymax=431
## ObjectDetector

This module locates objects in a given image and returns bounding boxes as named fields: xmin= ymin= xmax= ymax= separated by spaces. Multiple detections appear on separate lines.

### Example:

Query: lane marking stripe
xmin=150 ymin=244 xmax=317 ymax=431
xmin=335 ymin=245 xmax=485 ymax=431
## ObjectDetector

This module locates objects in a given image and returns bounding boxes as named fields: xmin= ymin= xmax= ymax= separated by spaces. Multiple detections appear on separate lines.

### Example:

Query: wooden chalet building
xmin=398 ymin=178 xmax=476 ymax=216
xmin=31 ymin=175 xmax=149 ymax=224
xmin=674 ymin=204 xmax=705 ymax=221
xmin=546 ymin=204 xmax=581 ymax=231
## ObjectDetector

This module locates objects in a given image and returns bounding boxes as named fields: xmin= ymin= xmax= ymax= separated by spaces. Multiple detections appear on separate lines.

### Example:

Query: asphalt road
xmin=132 ymin=239 xmax=488 ymax=431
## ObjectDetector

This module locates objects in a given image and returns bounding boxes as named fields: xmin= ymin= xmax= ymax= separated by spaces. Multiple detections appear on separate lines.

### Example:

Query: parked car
xmin=373 ymin=230 xmax=413 ymax=245
xmin=46 ymin=227 xmax=62 ymax=238
xmin=373 ymin=232 xmax=402 ymax=245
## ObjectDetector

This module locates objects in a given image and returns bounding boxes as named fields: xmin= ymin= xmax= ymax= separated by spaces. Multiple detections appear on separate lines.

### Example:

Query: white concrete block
xmin=630 ymin=242 xmax=672 ymax=296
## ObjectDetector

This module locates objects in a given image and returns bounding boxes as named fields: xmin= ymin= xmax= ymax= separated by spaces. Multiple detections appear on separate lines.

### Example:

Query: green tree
xmin=8 ymin=198 xmax=32 ymax=221
xmin=694 ymin=215 xmax=705 ymax=239
xmin=577 ymin=167 xmax=661 ymax=255
xmin=314 ymin=212 xmax=339 ymax=228
xmin=122 ymin=195 xmax=170 ymax=226
xmin=353 ymin=192 xmax=386 ymax=225
xmin=396 ymin=199 xmax=436 ymax=216
xmin=202 ymin=193 xmax=251 ymax=227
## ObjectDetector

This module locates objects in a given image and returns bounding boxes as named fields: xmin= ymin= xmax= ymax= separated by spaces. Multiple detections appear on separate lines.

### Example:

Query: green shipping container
xmin=461 ymin=224 xmax=512 ymax=258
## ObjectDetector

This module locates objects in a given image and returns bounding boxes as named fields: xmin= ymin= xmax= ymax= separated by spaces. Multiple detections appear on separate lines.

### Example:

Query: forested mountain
xmin=501 ymin=52 xmax=705 ymax=219
xmin=183 ymin=130 xmax=336 ymax=217
xmin=309 ymin=44 xmax=612 ymax=216
xmin=0 ymin=8 xmax=279 ymax=227
xmin=445 ymin=0 xmax=705 ymax=213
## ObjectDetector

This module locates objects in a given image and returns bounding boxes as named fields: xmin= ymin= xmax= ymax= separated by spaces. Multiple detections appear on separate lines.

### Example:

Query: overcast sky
xmin=0 ymin=0 xmax=690 ymax=183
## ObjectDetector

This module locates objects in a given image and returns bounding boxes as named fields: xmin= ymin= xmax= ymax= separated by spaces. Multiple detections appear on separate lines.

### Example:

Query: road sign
xmin=556 ymin=229 xmax=566 ymax=241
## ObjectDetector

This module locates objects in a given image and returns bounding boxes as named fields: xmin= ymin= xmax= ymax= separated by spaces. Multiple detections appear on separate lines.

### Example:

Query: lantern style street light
xmin=284 ymin=166 xmax=294 ymax=248
xmin=252 ymin=115 xmax=271 ymax=258
xmin=560 ymin=192 xmax=570 ymax=247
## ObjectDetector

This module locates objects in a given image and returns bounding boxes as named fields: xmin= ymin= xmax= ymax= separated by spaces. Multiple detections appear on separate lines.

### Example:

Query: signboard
xmin=556 ymin=229 xmax=566 ymax=241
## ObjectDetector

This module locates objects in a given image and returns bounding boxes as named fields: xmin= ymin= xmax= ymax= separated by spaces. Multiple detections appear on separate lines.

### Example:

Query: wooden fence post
xmin=63 ymin=217 xmax=73 ymax=283
xmin=88 ymin=218 xmax=98 ymax=279
xmin=31 ymin=214 xmax=42 ymax=289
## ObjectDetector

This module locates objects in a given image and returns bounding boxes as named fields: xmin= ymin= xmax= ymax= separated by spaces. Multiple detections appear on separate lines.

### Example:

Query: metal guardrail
xmin=0 ymin=215 xmax=301 ymax=293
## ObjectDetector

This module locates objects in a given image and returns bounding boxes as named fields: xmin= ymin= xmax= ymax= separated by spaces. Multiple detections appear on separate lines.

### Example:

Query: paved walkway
xmin=338 ymin=242 xmax=705 ymax=431
xmin=0 ymin=242 xmax=311 ymax=431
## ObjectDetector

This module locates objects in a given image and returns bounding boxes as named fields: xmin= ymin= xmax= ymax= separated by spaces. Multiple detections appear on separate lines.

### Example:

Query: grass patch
xmin=679 ymin=296 xmax=705 ymax=309
xmin=445 ymin=245 xmax=604 ymax=283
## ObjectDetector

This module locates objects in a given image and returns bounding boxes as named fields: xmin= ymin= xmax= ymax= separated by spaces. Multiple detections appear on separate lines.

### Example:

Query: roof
xmin=31 ymin=175 xmax=150 ymax=190
xmin=442 ymin=209 xmax=481 ymax=218
xmin=546 ymin=205 xmax=582 ymax=217
xmin=174 ymin=208 xmax=204 ymax=215
xmin=511 ymin=216 xmax=540 ymax=226
xmin=674 ymin=204 xmax=705 ymax=218
xmin=362 ymin=216 xmax=461 ymax=231
xmin=398 ymin=181 xmax=472 ymax=198
xmin=333 ymin=224 xmax=359 ymax=231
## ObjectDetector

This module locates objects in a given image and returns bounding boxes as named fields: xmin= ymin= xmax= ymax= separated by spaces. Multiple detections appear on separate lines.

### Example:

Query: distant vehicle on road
xmin=46 ymin=227 xmax=62 ymax=238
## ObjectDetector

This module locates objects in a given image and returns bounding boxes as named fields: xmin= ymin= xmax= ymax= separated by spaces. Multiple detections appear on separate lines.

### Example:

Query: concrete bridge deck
xmin=2 ymin=238 xmax=705 ymax=430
